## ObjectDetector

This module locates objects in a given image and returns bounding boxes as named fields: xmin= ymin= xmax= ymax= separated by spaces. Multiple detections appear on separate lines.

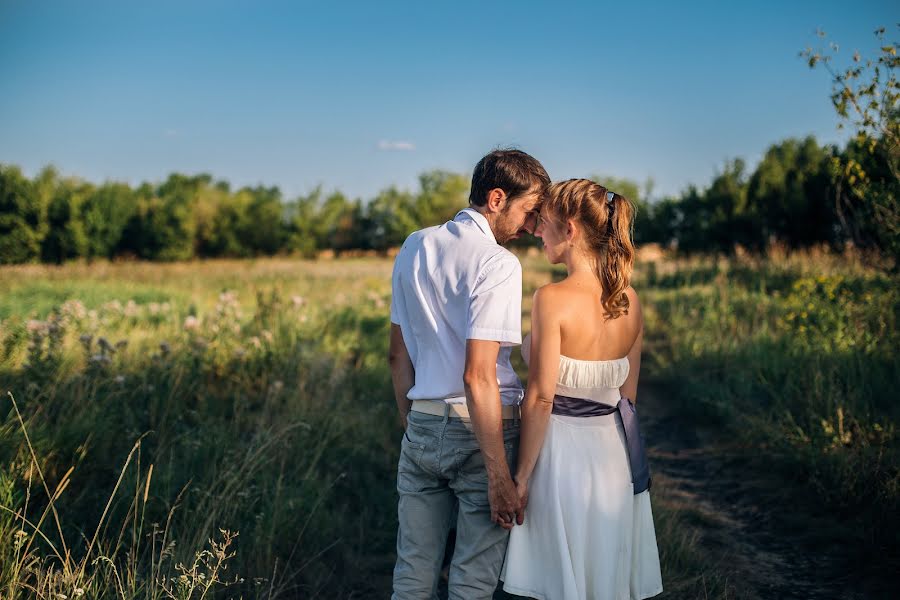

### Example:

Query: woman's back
xmin=548 ymin=275 xmax=642 ymax=362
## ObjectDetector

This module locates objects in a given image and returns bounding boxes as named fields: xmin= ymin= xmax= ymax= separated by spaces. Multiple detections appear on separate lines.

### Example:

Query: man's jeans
xmin=392 ymin=410 xmax=520 ymax=600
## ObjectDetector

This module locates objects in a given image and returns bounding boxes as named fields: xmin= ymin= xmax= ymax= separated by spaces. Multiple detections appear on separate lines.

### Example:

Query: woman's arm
xmin=619 ymin=288 xmax=643 ymax=402
xmin=514 ymin=287 xmax=561 ymax=517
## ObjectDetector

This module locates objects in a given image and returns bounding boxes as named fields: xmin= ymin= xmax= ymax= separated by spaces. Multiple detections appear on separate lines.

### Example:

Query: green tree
xmin=412 ymin=170 xmax=468 ymax=227
xmin=40 ymin=174 xmax=90 ymax=264
xmin=745 ymin=137 xmax=836 ymax=249
xmin=120 ymin=175 xmax=198 ymax=261
xmin=675 ymin=160 xmax=748 ymax=254
xmin=802 ymin=26 xmax=899 ymax=260
xmin=365 ymin=186 xmax=417 ymax=253
xmin=285 ymin=187 xmax=323 ymax=258
xmin=81 ymin=182 xmax=137 ymax=259
xmin=241 ymin=185 xmax=287 ymax=255
xmin=0 ymin=164 xmax=46 ymax=263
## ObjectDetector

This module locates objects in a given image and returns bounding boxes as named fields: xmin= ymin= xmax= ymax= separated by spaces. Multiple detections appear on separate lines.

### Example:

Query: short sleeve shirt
xmin=390 ymin=208 xmax=524 ymax=404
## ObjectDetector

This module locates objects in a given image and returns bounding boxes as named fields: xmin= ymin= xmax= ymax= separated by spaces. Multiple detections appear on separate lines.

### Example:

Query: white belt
xmin=410 ymin=400 xmax=520 ymax=420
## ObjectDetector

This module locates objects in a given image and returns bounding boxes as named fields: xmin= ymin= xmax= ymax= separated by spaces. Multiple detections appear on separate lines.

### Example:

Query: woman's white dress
xmin=501 ymin=339 xmax=663 ymax=600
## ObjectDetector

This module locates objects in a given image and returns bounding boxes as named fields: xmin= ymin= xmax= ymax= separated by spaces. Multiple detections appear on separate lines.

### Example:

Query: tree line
xmin=1 ymin=131 xmax=896 ymax=265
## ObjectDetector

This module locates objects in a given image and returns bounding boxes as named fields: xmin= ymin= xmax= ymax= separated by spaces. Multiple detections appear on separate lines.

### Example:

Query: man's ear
xmin=485 ymin=188 xmax=507 ymax=214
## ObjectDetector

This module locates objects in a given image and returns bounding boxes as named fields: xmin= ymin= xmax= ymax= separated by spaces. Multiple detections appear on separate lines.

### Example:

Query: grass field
xmin=1 ymin=251 xmax=897 ymax=599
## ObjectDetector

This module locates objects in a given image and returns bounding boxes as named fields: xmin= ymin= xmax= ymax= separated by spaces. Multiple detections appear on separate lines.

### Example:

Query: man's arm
xmin=388 ymin=323 xmax=414 ymax=429
xmin=464 ymin=339 xmax=521 ymax=530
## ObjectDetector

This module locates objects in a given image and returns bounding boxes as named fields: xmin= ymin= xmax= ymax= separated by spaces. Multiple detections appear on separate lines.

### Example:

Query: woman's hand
xmin=514 ymin=476 xmax=529 ymax=524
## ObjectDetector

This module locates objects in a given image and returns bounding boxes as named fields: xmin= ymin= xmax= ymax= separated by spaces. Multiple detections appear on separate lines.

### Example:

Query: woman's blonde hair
xmin=544 ymin=179 xmax=636 ymax=319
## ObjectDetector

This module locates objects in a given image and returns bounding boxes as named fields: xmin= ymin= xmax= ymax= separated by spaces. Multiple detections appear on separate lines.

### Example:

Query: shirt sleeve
xmin=390 ymin=250 xmax=404 ymax=325
xmin=467 ymin=253 xmax=522 ymax=346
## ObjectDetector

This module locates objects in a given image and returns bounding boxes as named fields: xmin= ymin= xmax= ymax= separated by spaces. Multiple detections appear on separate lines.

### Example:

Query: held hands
xmin=488 ymin=473 xmax=525 ymax=530
xmin=515 ymin=476 xmax=529 ymax=516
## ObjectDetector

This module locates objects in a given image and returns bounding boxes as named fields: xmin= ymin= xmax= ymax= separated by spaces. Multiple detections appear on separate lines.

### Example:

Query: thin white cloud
xmin=377 ymin=139 xmax=415 ymax=151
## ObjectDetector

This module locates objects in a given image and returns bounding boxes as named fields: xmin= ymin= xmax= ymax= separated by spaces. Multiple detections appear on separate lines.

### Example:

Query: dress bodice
xmin=522 ymin=333 xmax=629 ymax=405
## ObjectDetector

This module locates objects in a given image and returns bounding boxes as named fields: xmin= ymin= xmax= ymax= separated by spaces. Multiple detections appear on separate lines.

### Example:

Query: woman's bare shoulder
xmin=532 ymin=282 xmax=570 ymax=314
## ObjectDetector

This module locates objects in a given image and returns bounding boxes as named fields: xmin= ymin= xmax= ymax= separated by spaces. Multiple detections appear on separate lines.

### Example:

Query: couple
xmin=388 ymin=149 xmax=662 ymax=600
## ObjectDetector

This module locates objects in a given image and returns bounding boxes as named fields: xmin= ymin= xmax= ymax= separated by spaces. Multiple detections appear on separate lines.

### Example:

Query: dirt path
xmin=639 ymin=384 xmax=873 ymax=600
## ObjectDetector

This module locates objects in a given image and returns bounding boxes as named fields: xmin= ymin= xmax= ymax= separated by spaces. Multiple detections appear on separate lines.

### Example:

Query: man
xmin=389 ymin=149 xmax=550 ymax=599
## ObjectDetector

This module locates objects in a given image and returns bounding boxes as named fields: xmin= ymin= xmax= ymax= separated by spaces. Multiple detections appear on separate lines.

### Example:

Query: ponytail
xmin=598 ymin=192 xmax=635 ymax=320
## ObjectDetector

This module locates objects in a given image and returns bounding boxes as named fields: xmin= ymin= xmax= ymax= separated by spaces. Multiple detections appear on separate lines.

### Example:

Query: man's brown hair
xmin=469 ymin=149 xmax=550 ymax=207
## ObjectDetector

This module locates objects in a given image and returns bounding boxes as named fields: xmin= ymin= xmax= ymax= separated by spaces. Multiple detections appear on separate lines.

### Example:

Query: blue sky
xmin=0 ymin=0 xmax=896 ymax=201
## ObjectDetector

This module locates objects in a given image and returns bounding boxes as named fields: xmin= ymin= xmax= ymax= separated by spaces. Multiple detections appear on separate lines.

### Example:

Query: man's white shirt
xmin=390 ymin=208 xmax=524 ymax=405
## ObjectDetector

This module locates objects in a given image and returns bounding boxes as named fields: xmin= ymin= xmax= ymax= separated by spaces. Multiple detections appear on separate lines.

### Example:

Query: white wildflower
xmin=26 ymin=320 xmax=47 ymax=333
xmin=183 ymin=315 xmax=200 ymax=331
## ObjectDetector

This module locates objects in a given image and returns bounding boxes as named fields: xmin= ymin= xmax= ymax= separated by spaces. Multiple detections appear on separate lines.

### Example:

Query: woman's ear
xmin=566 ymin=218 xmax=578 ymax=242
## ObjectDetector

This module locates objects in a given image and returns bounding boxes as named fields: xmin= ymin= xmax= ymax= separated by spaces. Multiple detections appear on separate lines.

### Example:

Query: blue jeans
xmin=392 ymin=410 xmax=520 ymax=600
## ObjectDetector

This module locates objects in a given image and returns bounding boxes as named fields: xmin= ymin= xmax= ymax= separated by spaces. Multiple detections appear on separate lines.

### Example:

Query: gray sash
xmin=552 ymin=395 xmax=651 ymax=494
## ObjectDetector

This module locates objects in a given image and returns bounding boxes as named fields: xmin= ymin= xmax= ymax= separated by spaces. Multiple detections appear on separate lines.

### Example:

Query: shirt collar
xmin=454 ymin=208 xmax=497 ymax=245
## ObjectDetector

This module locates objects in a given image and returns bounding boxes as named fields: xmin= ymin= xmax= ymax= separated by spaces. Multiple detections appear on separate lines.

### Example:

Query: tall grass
xmin=1 ymin=259 xmax=400 ymax=598
xmin=0 ymin=252 xmax=896 ymax=598
xmin=635 ymin=251 xmax=900 ymax=581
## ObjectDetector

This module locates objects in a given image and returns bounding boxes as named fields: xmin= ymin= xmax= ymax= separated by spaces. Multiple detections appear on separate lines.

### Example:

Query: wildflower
xmin=73 ymin=589 xmax=84 ymax=597
xmin=27 ymin=320 xmax=47 ymax=333
xmin=114 ymin=375 xmax=125 ymax=384
xmin=250 ymin=336 xmax=261 ymax=349
xmin=79 ymin=334 xmax=93 ymax=347
xmin=13 ymin=530 xmax=28 ymax=548
xmin=272 ymin=380 xmax=284 ymax=392
xmin=90 ymin=354 xmax=112 ymax=365
xmin=291 ymin=295 xmax=306 ymax=307
xmin=261 ymin=330 xmax=273 ymax=343
xmin=124 ymin=300 xmax=139 ymax=317
xmin=184 ymin=315 xmax=200 ymax=331
xmin=149 ymin=302 xmax=160 ymax=315
xmin=234 ymin=347 xmax=246 ymax=358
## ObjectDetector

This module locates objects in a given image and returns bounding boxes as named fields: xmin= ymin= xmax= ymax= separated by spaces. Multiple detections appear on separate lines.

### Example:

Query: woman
xmin=501 ymin=179 xmax=662 ymax=600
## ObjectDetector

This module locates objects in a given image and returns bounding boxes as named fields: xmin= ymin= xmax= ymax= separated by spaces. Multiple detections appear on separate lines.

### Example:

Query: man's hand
xmin=489 ymin=474 xmax=523 ymax=530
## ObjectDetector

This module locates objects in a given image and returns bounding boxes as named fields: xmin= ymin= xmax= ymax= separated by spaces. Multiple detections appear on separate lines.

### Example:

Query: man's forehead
xmin=521 ymin=190 xmax=543 ymax=209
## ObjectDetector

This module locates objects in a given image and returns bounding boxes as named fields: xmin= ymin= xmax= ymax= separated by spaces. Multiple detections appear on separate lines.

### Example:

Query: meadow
xmin=0 ymin=250 xmax=897 ymax=599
